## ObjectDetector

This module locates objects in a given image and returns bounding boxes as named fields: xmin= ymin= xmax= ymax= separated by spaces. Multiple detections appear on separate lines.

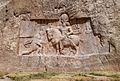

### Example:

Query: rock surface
xmin=0 ymin=0 xmax=120 ymax=72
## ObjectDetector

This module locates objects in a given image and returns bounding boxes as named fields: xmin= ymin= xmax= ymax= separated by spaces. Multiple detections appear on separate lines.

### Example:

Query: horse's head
xmin=46 ymin=28 xmax=64 ymax=45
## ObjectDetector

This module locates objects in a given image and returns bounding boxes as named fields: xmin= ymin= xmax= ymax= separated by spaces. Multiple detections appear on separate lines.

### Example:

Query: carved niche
xmin=18 ymin=14 xmax=109 ymax=56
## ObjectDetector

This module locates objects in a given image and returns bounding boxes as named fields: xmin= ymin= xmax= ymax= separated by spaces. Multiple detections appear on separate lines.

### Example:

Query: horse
xmin=46 ymin=28 xmax=81 ymax=55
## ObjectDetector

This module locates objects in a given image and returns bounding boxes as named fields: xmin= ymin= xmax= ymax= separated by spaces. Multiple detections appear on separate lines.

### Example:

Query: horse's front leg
xmin=75 ymin=46 xmax=80 ymax=55
xmin=59 ymin=41 xmax=64 ymax=55
xmin=55 ymin=44 xmax=60 ymax=55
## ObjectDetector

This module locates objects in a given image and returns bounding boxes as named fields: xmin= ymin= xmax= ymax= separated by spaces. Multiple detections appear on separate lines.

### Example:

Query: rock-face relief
xmin=46 ymin=14 xmax=82 ymax=55
xmin=19 ymin=13 xmax=109 ymax=56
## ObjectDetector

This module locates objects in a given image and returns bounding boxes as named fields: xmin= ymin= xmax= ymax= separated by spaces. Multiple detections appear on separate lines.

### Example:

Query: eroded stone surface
xmin=0 ymin=0 xmax=120 ymax=72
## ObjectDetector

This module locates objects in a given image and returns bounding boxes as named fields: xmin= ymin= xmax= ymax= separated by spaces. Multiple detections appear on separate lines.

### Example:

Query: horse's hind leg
xmin=69 ymin=39 xmax=79 ymax=55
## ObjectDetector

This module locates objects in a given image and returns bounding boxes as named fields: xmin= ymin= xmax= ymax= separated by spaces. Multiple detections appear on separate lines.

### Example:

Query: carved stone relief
xmin=19 ymin=13 xmax=109 ymax=56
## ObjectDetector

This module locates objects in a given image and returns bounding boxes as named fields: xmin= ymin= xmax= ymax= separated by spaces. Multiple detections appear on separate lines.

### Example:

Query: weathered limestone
xmin=0 ymin=0 xmax=120 ymax=72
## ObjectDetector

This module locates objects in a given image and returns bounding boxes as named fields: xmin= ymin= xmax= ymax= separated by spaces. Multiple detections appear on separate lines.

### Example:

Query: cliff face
xmin=0 ymin=0 xmax=120 ymax=72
